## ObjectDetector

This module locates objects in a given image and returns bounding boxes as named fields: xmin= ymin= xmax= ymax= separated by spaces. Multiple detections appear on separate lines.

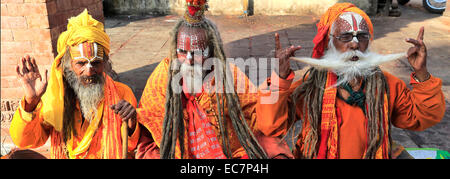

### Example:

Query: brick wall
xmin=1 ymin=0 xmax=104 ymax=157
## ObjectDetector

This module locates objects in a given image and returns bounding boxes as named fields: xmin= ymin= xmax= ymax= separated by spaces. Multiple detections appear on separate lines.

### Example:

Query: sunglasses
xmin=332 ymin=32 xmax=370 ymax=43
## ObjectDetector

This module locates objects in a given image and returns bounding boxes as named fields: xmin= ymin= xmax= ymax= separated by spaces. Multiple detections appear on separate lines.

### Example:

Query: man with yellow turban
xmin=256 ymin=3 xmax=445 ymax=159
xmin=9 ymin=9 xmax=140 ymax=159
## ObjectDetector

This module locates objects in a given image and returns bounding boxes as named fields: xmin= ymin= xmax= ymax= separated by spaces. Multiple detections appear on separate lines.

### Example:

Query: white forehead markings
xmin=74 ymin=42 xmax=102 ymax=68
xmin=93 ymin=42 xmax=98 ymax=58
xmin=78 ymin=43 xmax=84 ymax=58
xmin=339 ymin=12 xmax=363 ymax=32
xmin=178 ymin=32 xmax=204 ymax=51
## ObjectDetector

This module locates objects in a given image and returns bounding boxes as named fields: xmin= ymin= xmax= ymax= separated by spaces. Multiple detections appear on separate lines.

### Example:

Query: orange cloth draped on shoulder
xmin=9 ymin=9 xmax=140 ymax=159
xmin=257 ymin=69 xmax=445 ymax=159
xmin=136 ymin=58 xmax=260 ymax=159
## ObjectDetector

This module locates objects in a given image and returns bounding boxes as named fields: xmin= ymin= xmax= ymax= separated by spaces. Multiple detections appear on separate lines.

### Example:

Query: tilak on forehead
xmin=69 ymin=42 xmax=104 ymax=68
xmin=177 ymin=27 xmax=208 ymax=51
xmin=312 ymin=3 xmax=373 ymax=58
xmin=333 ymin=12 xmax=369 ymax=33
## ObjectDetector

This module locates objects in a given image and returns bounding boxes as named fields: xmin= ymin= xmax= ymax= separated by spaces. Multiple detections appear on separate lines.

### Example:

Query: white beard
xmin=180 ymin=62 xmax=204 ymax=94
xmin=291 ymin=40 xmax=405 ymax=87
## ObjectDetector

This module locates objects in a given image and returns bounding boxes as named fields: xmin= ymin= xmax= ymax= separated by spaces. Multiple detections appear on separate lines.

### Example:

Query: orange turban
xmin=312 ymin=3 xmax=373 ymax=58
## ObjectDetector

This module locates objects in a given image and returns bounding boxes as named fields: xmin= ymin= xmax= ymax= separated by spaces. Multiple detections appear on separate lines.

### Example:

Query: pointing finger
xmin=417 ymin=26 xmax=424 ymax=41
xmin=275 ymin=33 xmax=281 ymax=51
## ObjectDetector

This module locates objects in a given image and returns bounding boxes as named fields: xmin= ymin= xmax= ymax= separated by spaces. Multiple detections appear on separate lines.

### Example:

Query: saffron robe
xmin=9 ymin=81 xmax=140 ymax=159
xmin=136 ymin=58 xmax=293 ymax=159
xmin=256 ymin=71 xmax=445 ymax=159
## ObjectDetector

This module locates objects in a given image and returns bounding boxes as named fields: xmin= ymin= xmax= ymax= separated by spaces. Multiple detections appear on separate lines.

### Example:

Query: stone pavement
xmin=105 ymin=4 xmax=450 ymax=153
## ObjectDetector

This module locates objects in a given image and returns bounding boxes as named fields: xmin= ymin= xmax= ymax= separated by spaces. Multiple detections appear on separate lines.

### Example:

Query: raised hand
xmin=110 ymin=100 xmax=137 ymax=135
xmin=274 ymin=33 xmax=302 ymax=79
xmin=405 ymin=26 xmax=429 ymax=82
xmin=16 ymin=55 xmax=48 ymax=112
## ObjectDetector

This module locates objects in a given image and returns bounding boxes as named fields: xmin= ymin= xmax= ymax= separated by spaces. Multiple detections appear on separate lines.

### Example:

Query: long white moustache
xmin=290 ymin=52 xmax=406 ymax=70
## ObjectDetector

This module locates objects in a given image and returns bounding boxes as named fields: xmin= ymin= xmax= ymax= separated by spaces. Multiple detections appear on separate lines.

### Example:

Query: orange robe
xmin=257 ymin=71 xmax=445 ymax=159
xmin=137 ymin=58 xmax=262 ymax=159
xmin=9 ymin=81 xmax=140 ymax=159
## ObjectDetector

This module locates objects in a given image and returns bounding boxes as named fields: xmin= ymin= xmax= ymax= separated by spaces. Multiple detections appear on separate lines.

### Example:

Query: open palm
xmin=16 ymin=56 xmax=48 ymax=109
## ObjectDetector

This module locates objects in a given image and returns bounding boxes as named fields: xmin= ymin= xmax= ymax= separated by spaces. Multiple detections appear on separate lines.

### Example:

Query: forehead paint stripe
xmin=351 ymin=14 xmax=358 ymax=32
xmin=184 ymin=35 xmax=191 ymax=51
xmin=89 ymin=43 xmax=92 ymax=58
xmin=93 ymin=43 xmax=98 ymax=57
xmin=78 ymin=43 xmax=84 ymax=58
xmin=82 ymin=43 xmax=86 ymax=57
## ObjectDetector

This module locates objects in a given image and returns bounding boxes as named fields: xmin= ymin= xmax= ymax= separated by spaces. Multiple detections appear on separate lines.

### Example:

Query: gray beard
xmin=63 ymin=65 xmax=104 ymax=122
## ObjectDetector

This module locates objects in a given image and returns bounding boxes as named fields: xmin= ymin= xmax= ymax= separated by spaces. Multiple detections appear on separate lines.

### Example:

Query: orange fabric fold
xmin=184 ymin=90 xmax=227 ymax=159
xmin=52 ymin=74 xmax=125 ymax=159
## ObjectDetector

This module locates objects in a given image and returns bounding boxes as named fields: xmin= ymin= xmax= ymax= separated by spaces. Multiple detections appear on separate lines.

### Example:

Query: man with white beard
xmin=9 ymin=10 xmax=140 ymax=159
xmin=135 ymin=0 xmax=293 ymax=159
xmin=256 ymin=3 xmax=445 ymax=159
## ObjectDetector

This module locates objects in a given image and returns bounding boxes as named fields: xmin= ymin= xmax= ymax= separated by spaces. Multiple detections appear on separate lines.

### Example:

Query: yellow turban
xmin=41 ymin=9 xmax=110 ymax=132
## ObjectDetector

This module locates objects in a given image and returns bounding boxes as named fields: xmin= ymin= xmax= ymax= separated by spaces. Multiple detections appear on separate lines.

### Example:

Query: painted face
xmin=331 ymin=12 xmax=370 ymax=55
xmin=69 ymin=42 xmax=105 ymax=85
xmin=176 ymin=27 xmax=210 ymax=65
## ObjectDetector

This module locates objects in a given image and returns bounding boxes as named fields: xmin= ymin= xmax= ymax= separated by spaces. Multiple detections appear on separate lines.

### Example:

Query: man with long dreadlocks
xmin=135 ymin=0 xmax=292 ymax=159
xmin=256 ymin=3 xmax=445 ymax=159
xmin=9 ymin=10 xmax=140 ymax=159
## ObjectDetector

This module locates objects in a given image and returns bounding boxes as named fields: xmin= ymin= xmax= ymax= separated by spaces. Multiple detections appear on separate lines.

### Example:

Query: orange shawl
xmin=314 ymin=71 xmax=390 ymax=159
xmin=50 ymin=74 xmax=126 ymax=159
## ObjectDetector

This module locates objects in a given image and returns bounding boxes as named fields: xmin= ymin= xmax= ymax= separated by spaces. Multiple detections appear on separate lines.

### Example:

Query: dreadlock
xmin=287 ymin=67 xmax=390 ymax=159
xmin=160 ymin=19 xmax=267 ymax=159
